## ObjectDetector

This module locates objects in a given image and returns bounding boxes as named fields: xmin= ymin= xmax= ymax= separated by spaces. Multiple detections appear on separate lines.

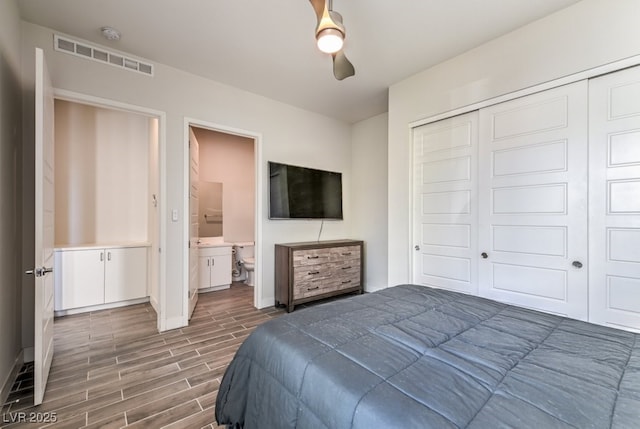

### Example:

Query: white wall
xmin=194 ymin=128 xmax=255 ymax=243
xmin=388 ymin=0 xmax=640 ymax=285
xmin=54 ymin=100 xmax=150 ymax=245
xmin=20 ymin=21 xmax=352 ymax=336
xmin=0 ymin=0 xmax=23 ymax=402
xmin=351 ymin=113 xmax=388 ymax=291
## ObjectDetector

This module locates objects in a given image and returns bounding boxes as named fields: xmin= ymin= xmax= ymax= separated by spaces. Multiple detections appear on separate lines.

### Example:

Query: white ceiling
xmin=18 ymin=0 xmax=582 ymax=123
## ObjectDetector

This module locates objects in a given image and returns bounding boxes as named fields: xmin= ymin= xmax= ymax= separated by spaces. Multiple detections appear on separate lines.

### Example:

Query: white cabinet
xmin=55 ymin=249 xmax=105 ymax=309
xmin=104 ymin=247 xmax=148 ymax=303
xmin=199 ymin=246 xmax=232 ymax=291
xmin=55 ymin=245 xmax=148 ymax=311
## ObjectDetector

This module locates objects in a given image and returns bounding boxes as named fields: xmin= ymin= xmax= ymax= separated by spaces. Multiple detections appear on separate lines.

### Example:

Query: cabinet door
xmin=199 ymin=256 xmax=212 ymax=289
xmin=56 ymin=249 xmax=105 ymax=310
xmin=104 ymin=247 xmax=148 ymax=303
xmin=211 ymin=254 xmax=232 ymax=287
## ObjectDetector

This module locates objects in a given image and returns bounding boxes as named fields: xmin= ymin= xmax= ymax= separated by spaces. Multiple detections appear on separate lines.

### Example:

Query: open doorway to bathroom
xmin=185 ymin=119 xmax=259 ymax=321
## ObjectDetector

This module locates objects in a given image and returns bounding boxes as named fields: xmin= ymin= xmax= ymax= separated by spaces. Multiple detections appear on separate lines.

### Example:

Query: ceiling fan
xmin=309 ymin=0 xmax=355 ymax=80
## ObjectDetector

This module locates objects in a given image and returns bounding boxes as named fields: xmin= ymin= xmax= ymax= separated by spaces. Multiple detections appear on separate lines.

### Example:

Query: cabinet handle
xmin=107 ymin=252 xmax=111 ymax=261
xmin=342 ymin=252 xmax=352 ymax=256
xmin=307 ymin=255 xmax=319 ymax=259
xmin=341 ymin=280 xmax=352 ymax=284
xmin=307 ymin=286 xmax=320 ymax=291
xmin=100 ymin=252 xmax=104 ymax=262
xmin=341 ymin=266 xmax=351 ymax=270
xmin=308 ymin=271 xmax=320 ymax=275
xmin=212 ymin=258 xmax=215 ymax=266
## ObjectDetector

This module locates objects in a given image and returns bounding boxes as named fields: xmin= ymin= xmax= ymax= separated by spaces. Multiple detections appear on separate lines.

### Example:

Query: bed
xmin=215 ymin=284 xmax=640 ymax=428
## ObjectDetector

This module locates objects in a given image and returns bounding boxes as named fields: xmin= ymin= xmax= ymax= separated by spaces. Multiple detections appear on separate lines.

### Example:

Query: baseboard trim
xmin=162 ymin=316 xmax=185 ymax=332
xmin=54 ymin=297 xmax=150 ymax=317
xmin=0 ymin=350 xmax=24 ymax=407
xmin=23 ymin=347 xmax=34 ymax=363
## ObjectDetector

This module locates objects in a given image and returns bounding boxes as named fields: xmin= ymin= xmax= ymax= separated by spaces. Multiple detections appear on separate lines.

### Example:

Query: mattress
xmin=215 ymin=284 xmax=640 ymax=428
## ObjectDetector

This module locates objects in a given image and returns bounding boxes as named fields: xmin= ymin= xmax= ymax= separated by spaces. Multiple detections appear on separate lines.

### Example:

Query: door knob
xmin=415 ymin=245 xmax=420 ymax=251
xmin=572 ymin=261 xmax=583 ymax=268
xmin=481 ymin=252 xmax=488 ymax=259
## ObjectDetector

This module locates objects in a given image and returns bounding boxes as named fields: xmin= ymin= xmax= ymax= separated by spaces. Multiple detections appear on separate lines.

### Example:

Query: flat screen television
xmin=269 ymin=161 xmax=343 ymax=220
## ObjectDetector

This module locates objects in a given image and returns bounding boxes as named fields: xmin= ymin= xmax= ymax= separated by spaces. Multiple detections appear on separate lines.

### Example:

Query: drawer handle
xmin=341 ymin=252 xmax=352 ymax=256
xmin=341 ymin=280 xmax=352 ymax=284
xmin=307 ymin=286 xmax=320 ymax=291
xmin=341 ymin=266 xmax=351 ymax=270
xmin=307 ymin=255 xmax=319 ymax=259
xmin=308 ymin=271 xmax=320 ymax=275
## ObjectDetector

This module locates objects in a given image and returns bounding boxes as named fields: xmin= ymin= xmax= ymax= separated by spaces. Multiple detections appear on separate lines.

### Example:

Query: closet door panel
xmin=412 ymin=111 xmax=478 ymax=294
xmin=478 ymin=81 xmax=588 ymax=319
xmin=589 ymin=65 xmax=640 ymax=331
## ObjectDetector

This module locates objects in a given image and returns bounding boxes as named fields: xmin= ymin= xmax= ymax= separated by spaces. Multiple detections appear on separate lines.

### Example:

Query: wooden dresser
xmin=275 ymin=239 xmax=363 ymax=312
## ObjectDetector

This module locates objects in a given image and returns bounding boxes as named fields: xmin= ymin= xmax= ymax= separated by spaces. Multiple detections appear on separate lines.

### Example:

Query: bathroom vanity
xmin=198 ymin=239 xmax=232 ymax=292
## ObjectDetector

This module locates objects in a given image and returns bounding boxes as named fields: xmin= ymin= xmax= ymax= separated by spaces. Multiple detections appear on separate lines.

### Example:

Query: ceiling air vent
xmin=53 ymin=35 xmax=154 ymax=77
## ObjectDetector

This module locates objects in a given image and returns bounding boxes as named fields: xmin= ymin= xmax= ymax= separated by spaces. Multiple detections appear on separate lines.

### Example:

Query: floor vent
xmin=53 ymin=34 xmax=154 ymax=77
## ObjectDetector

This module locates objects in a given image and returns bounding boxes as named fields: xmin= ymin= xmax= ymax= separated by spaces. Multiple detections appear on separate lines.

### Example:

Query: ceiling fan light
xmin=316 ymin=28 xmax=344 ymax=54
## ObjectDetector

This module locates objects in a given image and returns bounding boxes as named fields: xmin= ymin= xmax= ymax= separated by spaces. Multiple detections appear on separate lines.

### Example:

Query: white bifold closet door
xmin=477 ymin=81 xmax=589 ymax=320
xmin=412 ymin=112 xmax=478 ymax=295
xmin=589 ymin=66 xmax=640 ymax=331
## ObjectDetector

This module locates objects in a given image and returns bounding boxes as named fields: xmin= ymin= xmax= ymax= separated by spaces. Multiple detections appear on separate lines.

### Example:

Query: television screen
xmin=269 ymin=162 xmax=343 ymax=219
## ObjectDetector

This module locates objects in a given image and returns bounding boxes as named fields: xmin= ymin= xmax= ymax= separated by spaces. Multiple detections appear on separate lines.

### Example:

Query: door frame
xmin=183 ymin=118 xmax=262 ymax=321
xmin=54 ymin=89 xmax=168 ymax=332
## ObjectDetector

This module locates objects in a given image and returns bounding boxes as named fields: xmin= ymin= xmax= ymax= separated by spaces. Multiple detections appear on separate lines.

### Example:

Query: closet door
xmin=412 ymin=111 xmax=478 ymax=294
xmin=589 ymin=66 xmax=640 ymax=331
xmin=478 ymin=81 xmax=588 ymax=319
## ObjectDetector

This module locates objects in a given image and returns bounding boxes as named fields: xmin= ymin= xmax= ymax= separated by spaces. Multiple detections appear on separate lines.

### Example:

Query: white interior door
xmin=412 ymin=111 xmax=478 ymax=294
xmin=188 ymin=127 xmax=200 ymax=319
xmin=589 ymin=65 xmax=640 ymax=331
xmin=31 ymin=47 xmax=55 ymax=405
xmin=478 ymin=81 xmax=588 ymax=319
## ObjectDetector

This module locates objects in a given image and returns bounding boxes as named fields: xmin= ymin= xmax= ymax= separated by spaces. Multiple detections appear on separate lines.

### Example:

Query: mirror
xmin=199 ymin=181 xmax=223 ymax=237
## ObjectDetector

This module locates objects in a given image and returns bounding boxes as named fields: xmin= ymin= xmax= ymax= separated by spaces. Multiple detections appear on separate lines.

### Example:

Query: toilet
xmin=233 ymin=242 xmax=255 ymax=286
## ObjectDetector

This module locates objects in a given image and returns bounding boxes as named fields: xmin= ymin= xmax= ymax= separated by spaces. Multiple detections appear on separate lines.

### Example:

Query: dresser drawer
xmin=292 ymin=245 xmax=361 ymax=267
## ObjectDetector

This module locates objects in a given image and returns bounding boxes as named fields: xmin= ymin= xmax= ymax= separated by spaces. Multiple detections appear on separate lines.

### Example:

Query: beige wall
xmin=194 ymin=128 xmax=255 ymax=243
xmin=351 ymin=113 xmax=388 ymax=292
xmin=0 ymin=0 xmax=23 ymax=401
xmin=54 ymin=100 xmax=150 ymax=245
xmin=388 ymin=0 xmax=640 ymax=284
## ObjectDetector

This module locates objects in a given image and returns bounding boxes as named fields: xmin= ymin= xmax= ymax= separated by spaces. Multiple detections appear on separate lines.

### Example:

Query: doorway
xmin=184 ymin=118 xmax=261 ymax=320
xmin=53 ymin=90 xmax=165 ymax=331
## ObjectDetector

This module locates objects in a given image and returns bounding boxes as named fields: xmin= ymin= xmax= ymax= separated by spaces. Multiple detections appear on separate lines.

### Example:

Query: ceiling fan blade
xmin=332 ymin=50 xmax=355 ymax=80
xmin=309 ymin=0 xmax=343 ymax=34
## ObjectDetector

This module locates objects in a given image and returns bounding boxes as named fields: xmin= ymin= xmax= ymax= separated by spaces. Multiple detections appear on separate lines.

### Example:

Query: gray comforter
xmin=215 ymin=284 xmax=640 ymax=428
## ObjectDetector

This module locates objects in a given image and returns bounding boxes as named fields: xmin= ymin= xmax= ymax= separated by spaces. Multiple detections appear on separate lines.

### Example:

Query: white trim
xmin=53 ymin=297 xmax=150 ymax=317
xmin=164 ymin=316 xmax=186 ymax=331
xmin=51 ymin=89 xmax=168 ymax=333
xmin=0 ymin=350 xmax=24 ymax=406
xmin=183 ymin=118 xmax=263 ymax=320
xmin=409 ymin=54 xmax=640 ymax=129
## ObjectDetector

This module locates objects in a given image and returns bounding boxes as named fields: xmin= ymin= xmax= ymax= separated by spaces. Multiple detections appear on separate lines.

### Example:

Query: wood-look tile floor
xmin=1 ymin=283 xmax=284 ymax=429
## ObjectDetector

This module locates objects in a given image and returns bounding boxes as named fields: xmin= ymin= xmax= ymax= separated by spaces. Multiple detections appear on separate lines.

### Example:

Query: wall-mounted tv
xmin=269 ymin=161 xmax=343 ymax=220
